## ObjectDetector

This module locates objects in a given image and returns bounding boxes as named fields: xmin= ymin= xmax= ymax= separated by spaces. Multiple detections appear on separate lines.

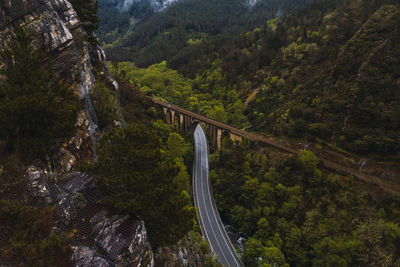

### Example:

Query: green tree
xmin=0 ymin=200 xmax=72 ymax=266
xmin=312 ymin=237 xmax=363 ymax=267
xmin=167 ymin=132 xmax=186 ymax=161
xmin=0 ymin=27 xmax=79 ymax=157
xmin=242 ymin=238 xmax=264 ymax=267
xmin=261 ymin=246 xmax=289 ymax=267
xmin=70 ymin=0 xmax=99 ymax=44
xmin=94 ymin=124 xmax=195 ymax=248
xmin=91 ymin=80 xmax=120 ymax=129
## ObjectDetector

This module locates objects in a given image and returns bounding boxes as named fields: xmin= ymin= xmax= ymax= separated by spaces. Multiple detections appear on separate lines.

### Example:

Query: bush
xmin=91 ymin=80 xmax=120 ymax=129
xmin=0 ymin=200 xmax=72 ymax=266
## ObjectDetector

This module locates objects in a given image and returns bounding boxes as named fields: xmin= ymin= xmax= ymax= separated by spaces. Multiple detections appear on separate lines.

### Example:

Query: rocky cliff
xmin=1 ymin=0 xmax=155 ymax=265
xmin=0 ymin=0 xmax=118 ymax=171
xmin=0 ymin=1 xmax=217 ymax=266
xmin=26 ymin=166 xmax=154 ymax=266
xmin=103 ymin=0 xmax=180 ymax=13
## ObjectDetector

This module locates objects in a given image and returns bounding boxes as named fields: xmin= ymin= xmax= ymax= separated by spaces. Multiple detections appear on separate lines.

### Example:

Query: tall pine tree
xmin=69 ymin=0 xmax=100 ymax=44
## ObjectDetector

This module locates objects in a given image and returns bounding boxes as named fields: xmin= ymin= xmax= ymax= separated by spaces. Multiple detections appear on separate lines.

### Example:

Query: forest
xmin=1 ymin=0 xmax=400 ymax=265
xmin=210 ymin=140 xmax=400 ymax=266
xmin=100 ymin=0 xmax=400 ymax=161
xmin=97 ymin=0 xmax=400 ymax=265
xmin=100 ymin=0 xmax=310 ymax=65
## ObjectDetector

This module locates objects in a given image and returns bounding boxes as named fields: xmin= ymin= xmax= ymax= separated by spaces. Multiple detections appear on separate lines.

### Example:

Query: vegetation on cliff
xmin=70 ymin=0 xmax=100 ymax=44
xmin=0 ymin=27 xmax=78 ymax=266
xmin=0 ymin=201 xmax=72 ymax=266
xmin=0 ymin=27 xmax=80 ymax=158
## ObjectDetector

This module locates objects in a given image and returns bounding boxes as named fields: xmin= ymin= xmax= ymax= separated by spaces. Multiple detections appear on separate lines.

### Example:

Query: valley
xmin=0 ymin=0 xmax=399 ymax=266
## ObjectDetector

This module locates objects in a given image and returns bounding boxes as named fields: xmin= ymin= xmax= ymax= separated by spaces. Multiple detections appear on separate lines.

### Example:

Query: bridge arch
xmin=153 ymin=99 xmax=242 ymax=149
xmin=165 ymin=109 xmax=172 ymax=124
xmin=173 ymin=112 xmax=181 ymax=132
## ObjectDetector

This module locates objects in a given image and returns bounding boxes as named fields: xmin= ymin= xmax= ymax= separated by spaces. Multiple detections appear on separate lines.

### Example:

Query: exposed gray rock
xmin=26 ymin=165 xmax=50 ymax=200
xmin=72 ymin=246 xmax=113 ymax=267
xmin=90 ymin=210 xmax=154 ymax=266
xmin=55 ymin=172 xmax=95 ymax=223
xmin=25 ymin=167 xmax=154 ymax=266
xmin=155 ymin=232 xmax=217 ymax=267
xmin=41 ymin=170 xmax=154 ymax=266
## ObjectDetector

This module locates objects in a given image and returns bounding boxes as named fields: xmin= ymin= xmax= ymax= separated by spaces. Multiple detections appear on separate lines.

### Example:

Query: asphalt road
xmin=152 ymin=97 xmax=400 ymax=194
xmin=193 ymin=125 xmax=243 ymax=267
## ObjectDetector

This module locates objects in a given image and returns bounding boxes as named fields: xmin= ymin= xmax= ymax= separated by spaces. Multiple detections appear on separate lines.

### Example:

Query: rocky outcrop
xmin=107 ymin=0 xmax=180 ymax=12
xmin=26 ymin=167 xmax=154 ymax=266
xmin=0 ymin=0 xmax=119 ymax=170
xmin=155 ymin=232 xmax=221 ymax=267
xmin=26 ymin=166 xmax=51 ymax=200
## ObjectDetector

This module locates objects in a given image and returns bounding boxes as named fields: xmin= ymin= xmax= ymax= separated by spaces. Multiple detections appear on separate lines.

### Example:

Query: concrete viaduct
xmin=150 ymin=97 xmax=400 ymax=195
xmin=151 ymin=98 xmax=242 ymax=148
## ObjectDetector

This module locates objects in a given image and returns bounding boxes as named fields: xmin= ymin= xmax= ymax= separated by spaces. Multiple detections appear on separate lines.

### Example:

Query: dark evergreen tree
xmin=70 ymin=0 xmax=100 ymax=44
xmin=0 ymin=27 xmax=80 ymax=157
xmin=94 ymin=123 xmax=195 ymax=248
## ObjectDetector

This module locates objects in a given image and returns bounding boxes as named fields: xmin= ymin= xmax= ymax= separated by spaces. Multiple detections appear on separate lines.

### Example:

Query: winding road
xmin=193 ymin=124 xmax=243 ymax=267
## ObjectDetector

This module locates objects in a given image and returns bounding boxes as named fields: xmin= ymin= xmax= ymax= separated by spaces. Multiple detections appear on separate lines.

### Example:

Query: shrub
xmin=91 ymin=80 xmax=120 ymax=129
xmin=0 ymin=200 xmax=72 ymax=266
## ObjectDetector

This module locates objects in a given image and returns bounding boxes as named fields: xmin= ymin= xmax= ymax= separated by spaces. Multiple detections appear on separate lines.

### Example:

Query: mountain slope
xmin=156 ymin=0 xmax=399 ymax=161
xmin=99 ymin=0 xmax=310 ymax=65
xmin=242 ymin=0 xmax=400 ymax=160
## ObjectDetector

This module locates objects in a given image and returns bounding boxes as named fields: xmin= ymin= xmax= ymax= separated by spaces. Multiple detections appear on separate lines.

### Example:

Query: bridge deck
xmin=150 ymin=97 xmax=400 ymax=194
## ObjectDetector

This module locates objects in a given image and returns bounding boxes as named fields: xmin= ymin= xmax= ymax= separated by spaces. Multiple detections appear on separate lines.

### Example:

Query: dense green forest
xmin=110 ymin=61 xmax=249 ymax=128
xmin=171 ymin=0 xmax=400 ymax=161
xmin=104 ymin=0 xmax=400 ymax=161
xmin=98 ymin=0 xmax=400 ymax=265
xmin=210 ymin=141 xmax=400 ymax=266
xmin=99 ymin=0 xmax=310 ymax=65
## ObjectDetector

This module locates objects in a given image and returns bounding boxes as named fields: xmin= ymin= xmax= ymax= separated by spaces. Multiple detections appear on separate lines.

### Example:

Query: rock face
xmin=154 ymin=232 xmax=222 ymax=267
xmin=26 ymin=168 xmax=154 ymax=266
xmin=0 ymin=0 xmax=118 ymax=170
xmin=104 ymin=0 xmax=180 ymax=12
xmin=26 ymin=166 xmax=51 ymax=200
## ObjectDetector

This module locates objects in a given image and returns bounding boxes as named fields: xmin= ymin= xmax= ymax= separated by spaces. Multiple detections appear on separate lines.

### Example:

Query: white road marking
xmin=194 ymin=125 xmax=242 ymax=267
xmin=198 ymin=128 xmax=241 ymax=267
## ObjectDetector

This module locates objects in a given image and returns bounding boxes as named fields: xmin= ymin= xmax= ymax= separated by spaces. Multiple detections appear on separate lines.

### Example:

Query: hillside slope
xmin=241 ymin=0 xmax=400 ymax=161
xmin=99 ymin=0 xmax=310 ymax=65
xmin=150 ymin=0 xmax=399 ymax=161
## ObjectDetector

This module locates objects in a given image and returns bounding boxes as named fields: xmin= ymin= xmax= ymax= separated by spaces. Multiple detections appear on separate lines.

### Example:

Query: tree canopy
xmin=93 ymin=123 xmax=195 ymax=248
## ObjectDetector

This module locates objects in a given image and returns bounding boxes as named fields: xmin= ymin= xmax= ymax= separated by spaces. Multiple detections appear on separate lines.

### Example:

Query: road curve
xmin=151 ymin=97 xmax=400 ymax=194
xmin=193 ymin=124 xmax=243 ymax=267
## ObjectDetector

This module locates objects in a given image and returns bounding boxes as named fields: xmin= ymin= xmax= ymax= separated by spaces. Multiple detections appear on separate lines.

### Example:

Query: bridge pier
xmin=229 ymin=133 xmax=242 ymax=143
xmin=157 ymin=100 xmax=241 ymax=149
